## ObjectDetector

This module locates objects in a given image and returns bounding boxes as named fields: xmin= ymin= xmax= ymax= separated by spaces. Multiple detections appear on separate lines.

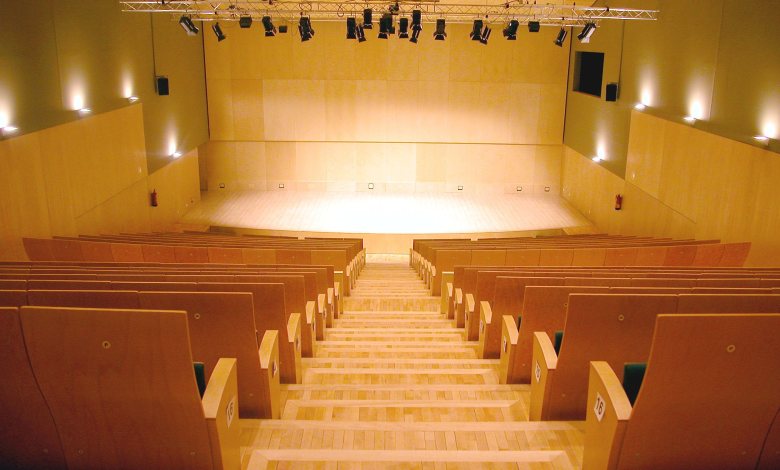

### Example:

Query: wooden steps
xmin=242 ymin=262 xmax=584 ymax=469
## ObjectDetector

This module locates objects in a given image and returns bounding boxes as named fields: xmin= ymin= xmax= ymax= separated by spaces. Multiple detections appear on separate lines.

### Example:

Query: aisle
xmin=242 ymin=262 xmax=584 ymax=469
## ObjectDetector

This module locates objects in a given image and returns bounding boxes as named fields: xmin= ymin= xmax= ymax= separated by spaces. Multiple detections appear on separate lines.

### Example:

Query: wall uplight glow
xmin=761 ymin=121 xmax=777 ymax=140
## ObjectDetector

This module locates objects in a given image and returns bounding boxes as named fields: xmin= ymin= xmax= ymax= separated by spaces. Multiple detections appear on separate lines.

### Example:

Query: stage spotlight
xmin=262 ymin=16 xmax=277 ymax=37
xmin=434 ymin=19 xmax=446 ymax=41
xmin=578 ymin=22 xmax=596 ymax=43
xmin=554 ymin=27 xmax=567 ymax=46
xmin=411 ymin=9 xmax=422 ymax=30
xmin=212 ymin=22 xmax=226 ymax=41
xmin=239 ymin=16 xmax=253 ymax=29
xmin=410 ymin=27 xmax=420 ymax=43
xmin=398 ymin=18 xmax=409 ymax=38
xmin=378 ymin=13 xmax=393 ymax=39
xmin=356 ymin=24 xmax=367 ymax=43
xmin=528 ymin=21 xmax=540 ymax=33
xmin=179 ymin=16 xmax=199 ymax=35
xmin=347 ymin=17 xmax=357 ymax=39
xmin=503 ymin=20 xmax=519 ymax=40
xmin=480 ymin=25 xmax=491 ymax=45
xmin=298 ymin=16 xmax=314 ymax=41
xmin=363 ymin=9 xmax=373 ymax=29
xmin=470 ymin=20 xmax=483 ymax=41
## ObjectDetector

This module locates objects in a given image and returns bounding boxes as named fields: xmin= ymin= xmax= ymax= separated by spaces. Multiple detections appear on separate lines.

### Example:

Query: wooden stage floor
xmin=181 ymin=190 xmax=592 ymax=253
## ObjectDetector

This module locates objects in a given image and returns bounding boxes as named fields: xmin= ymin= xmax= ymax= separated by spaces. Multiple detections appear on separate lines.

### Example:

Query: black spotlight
xmin=378 ymin=13 xmax=392 ymax=39
xmin=411 ymin=9 xmax=422 ymax=30
xmin=298 ymin=16 xmax=314 ymax=41
xmin=554 ymin=27 xmax=568 ymax=46
xmin=528 ymin=21 xmax=540 ymax=33
xmin=279 ymin=25 xmax=288 ymax=33
xmin=212 ymin=22 xmax=226 ymax=41
xmin=503 ymin=19 xmax=519 ymax=40
xmin=347 ymin=17 xmax=357 ymax=39
xmin=398 ymin=18 xmax=409 ymax=38
xmin=410 ymin=27 xmax=420 ymax=43
xmin=434 ymin=19 xmax=446 ymax=40
xmin=179 ymin=16 xmax=199 ymax=35
xmin=363 ymin=9 xmax=373 ymax=29
xmin=470 ymin=20 xmax=483 ymax=41
xmin=239 ymin=16 xmax=253 ymax=29
xmin=578 ymin=22 xmax=596 ymax=43
xmin=356 ymin=24 xmax=367 ymax=42
xmin=262 ymin=16 xmax=276 ymax=37
xmin=480 ymin=25 xmax=491 ymax=45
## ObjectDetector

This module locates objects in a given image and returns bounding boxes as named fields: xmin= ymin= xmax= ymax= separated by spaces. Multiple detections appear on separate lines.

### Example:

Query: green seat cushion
xmin=622 ymin=362 xmax=647 ymax=406
xmin=194 ymin=362 xmax=207 ymax=398
xmin=553 ymin=330 xmax=564 ymax=355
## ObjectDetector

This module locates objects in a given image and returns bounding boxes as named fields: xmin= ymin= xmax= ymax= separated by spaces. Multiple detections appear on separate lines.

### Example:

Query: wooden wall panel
xmin=562 ymin=111 xmax=780 ymax=266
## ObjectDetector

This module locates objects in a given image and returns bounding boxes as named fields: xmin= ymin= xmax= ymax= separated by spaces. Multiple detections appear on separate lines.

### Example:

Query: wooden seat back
xmin=544 ymin=294 xmax=679 ymax=420
xmin=0 ymin=307 xmax=66 ymax=468
xmin=139 ymin=291 xmax=277 ymax=419
xmin=0 ymin=290 xmax=28 ymax=307
xmin=616 ymin=314 xmax=780 ymax=469
xmin=20 ymin=306 xmax=215 ymax=469
xmin=27 ymin=290 xmax=140 ymax=309
xmin=197 ymin=283 xmax=299 ymax=384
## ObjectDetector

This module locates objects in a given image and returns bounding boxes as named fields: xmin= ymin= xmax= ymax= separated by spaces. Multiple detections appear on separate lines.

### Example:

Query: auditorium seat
xmin=583 ymin=314 xmax=780 ymax=469
xmin=18 ymin=306 xmax=242 ymax=469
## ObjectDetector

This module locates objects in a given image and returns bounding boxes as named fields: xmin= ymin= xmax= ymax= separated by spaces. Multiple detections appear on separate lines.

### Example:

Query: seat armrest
xmin=454 ymin=288 xmax=464 ymax=326
xmin=465 ymin=293 xmax=476 ymax=339
xmin=529 ymin=331 xmax=558 ymax=421
xmin=286 ymin=313 xmax=303 ymax=384
xmin=258 ymin=330 xmax=281 ymax=419
xmin=583 ymin=361 xmax=632 ymax=470
xmin=202 ymin=358 xmax=241 ymax=470
xmin=499 ymin=315 xmax=520 ymax=384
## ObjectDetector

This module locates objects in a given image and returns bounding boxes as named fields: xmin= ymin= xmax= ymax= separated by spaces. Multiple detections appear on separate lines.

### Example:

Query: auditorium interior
xmin=1 ymin=1 xmax=779 ymax=469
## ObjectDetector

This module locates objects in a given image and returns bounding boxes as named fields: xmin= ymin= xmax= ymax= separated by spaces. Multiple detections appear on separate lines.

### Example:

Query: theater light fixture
xmin=346 ymin=17 xmax=357 ymax=39
xmin=528 ymin=21 xmax=540 ymax=32
xmin=78 ymin=108 xmax=92 ymax=116
xmin=212 ymin=22 xmax=226 ymax=41
xmin=634 ymin=103 xmax=646 ymax=111
xmin=398 ymin=17 xmax=409 ymax=39
xmin=363 ymin=9 xmax=373 ymax=29
xmin=410 ymin=10 xmax=422 ymax=43
xmin=262 ymin=16 xmax=277 ymax=37
xmin=480 ymin=25 xmax=491 ymax=45
xmin=127 ymin=96 xmax=140 ymax=103
xmin=410 ymin=27 xmax=420 ymax=43
xmin=554 ymin=27 xmax=567 ymax=46
xmin=298 ymin=16 xmax=314 ymax=41
xmin=503 ymin=20 xmax=519 ymax=40
xmin=239 ymin=16 xmax=253 ymax=28
xmin=754 ymin=135 xmax=770 ymax=144
xmin=179 ymin=15 xmax=199 ymax=35
xmin=378 ymin=13 xmax=394 ymax=39
xmin=434 ymin=19 xmax=446 ymax=41
xmin=171 ymin=150 xmax=182 ymax=159
xmin=683 ymin=116 xmax=697 ymax=124
xmin=578 ymin=22 xmax=596 ymax=43
xmin=592 ymin=156 xmax=603 ymax=162
xmin=356 ymin=24 xmax=367 ymax=42
xmin=470 ymin=20 xmax=483 ymax=41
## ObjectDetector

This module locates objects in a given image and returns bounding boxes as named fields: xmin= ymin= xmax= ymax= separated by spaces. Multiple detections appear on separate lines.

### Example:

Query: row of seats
xmin=411 ymin=234 xmax=752 ymax=295
xmin=434 ymin=254 xmax=780 ymax=469
xmin=1 ymin=233 xmax=365 ymax=469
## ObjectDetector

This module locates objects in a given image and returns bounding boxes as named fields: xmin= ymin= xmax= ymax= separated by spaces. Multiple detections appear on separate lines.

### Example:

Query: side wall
xmin=0 ymin=105 xmax=200 ymax=260
xmin=200 ymin=22 xmax=571 ymax=194
xmin=562 ymin=111 xmax=780 ymax=265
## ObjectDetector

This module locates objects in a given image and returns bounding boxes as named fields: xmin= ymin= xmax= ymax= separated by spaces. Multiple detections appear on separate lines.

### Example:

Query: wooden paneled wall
xmin=202 ymin=22 xmax=570 ymax=194
xmin=0 ymin=105 xmax=200 ymax=260
xmin=562 ymin=110 xmax=780 ymax=266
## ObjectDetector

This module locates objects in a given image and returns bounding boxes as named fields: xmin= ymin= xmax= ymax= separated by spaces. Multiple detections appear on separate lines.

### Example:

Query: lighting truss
xmin=119 ymin=1 xmax=659 ymax=26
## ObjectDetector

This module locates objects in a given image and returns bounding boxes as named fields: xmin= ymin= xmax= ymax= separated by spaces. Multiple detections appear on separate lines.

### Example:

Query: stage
xmin=180 ymin=190 xmax=593 ymax=253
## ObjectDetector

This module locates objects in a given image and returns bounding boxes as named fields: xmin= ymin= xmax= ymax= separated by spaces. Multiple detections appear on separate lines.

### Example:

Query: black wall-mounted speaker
xmin=606 ymin=82 xmax=619 ymax=102
xmin=156 ymin=76 xmax=169 ymax=96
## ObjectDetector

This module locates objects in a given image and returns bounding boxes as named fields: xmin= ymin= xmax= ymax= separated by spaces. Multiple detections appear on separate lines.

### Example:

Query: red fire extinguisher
xmin=150 ymin=189 xmax=158 ymax=207
xmin=615 ymin=194 xmax=623 ymax=211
